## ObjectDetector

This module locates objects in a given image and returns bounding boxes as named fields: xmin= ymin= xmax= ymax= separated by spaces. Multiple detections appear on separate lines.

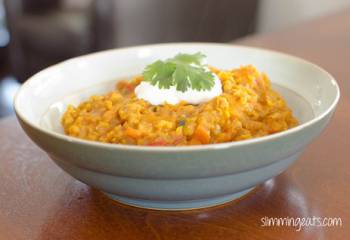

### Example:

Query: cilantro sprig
xmin=142 ymin=52 xmax=215 ymax=92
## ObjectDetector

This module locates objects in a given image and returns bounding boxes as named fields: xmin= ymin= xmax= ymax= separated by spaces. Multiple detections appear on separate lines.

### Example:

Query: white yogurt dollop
xmin=135 ymin=72 xmax=222 ymax=105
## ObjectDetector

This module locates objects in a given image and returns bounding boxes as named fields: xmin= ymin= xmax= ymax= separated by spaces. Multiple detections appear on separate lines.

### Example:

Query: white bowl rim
xmin=14 ymin=42 xmax=340 ymax=152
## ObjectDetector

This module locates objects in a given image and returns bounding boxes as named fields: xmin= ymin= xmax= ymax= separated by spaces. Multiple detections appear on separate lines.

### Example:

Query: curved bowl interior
xmin=15 ymin=43 xmax=338 ymax=137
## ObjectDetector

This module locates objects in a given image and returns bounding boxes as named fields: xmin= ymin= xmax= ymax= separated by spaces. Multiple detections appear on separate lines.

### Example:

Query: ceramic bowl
xmin=14 ymin=43 xmax=340 ymax=210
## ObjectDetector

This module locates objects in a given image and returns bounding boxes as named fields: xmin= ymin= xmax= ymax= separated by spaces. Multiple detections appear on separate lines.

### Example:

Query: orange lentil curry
xmin=61 ymin=66 xmax=298 ymax=146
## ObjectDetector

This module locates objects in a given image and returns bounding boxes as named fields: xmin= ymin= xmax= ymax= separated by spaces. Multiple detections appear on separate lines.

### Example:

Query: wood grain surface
xmin=1 ymin=9 xmax=350 ymax=240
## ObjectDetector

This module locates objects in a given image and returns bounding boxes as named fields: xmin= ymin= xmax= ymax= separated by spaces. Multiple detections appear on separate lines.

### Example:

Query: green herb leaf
xmin=143 ymin=60 xmax=176 ymax=89
xmin=142 ymin=52 xmax=215 ymax=92
xmin=169 ymin=52 xmax=206 ymax=65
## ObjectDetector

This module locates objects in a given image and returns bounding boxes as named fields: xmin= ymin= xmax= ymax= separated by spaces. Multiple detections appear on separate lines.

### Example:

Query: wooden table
xmin=1 ymin=10 xmax=349 ymax=240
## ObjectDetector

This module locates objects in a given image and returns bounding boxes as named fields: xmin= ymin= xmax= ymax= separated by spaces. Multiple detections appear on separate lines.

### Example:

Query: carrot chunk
xmin=193 ymin=125 xmax=211 ymax=144
xmin=125 ymin=127 xmax=141 ymax=139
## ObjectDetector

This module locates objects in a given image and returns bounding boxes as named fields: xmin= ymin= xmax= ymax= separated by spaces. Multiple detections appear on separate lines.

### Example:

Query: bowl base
xmin=103 ymin=187 xmax=255 ymax=210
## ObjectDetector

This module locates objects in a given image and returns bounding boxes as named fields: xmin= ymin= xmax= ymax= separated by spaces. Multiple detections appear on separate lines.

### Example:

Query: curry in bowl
xmin=61 ymin=53 xmax=298 ymax=146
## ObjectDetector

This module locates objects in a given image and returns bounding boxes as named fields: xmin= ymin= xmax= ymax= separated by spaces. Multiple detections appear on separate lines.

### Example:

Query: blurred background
xmin=0 ymin=0 xmax=349 ymax=118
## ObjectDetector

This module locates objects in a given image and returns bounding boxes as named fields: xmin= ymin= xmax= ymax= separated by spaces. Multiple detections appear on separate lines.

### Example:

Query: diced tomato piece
xmin=148 ymin=139 xmax=167 ymax=146
xmin=173 ymin=136 xmax=184 ymax=145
